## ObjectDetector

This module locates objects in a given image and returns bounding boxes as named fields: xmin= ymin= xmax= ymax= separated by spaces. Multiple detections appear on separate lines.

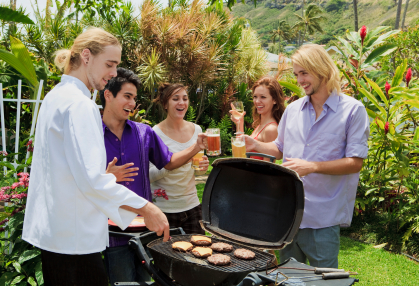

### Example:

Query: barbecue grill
xmin=110 ymin=154 xmax=358 ymax=286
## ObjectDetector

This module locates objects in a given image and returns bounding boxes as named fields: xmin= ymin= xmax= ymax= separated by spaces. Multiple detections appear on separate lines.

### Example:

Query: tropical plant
xmin=269 ymin=20 xmax=291 ymax=53
xmin=0 ymin=142 xmax=41 ymax=286
xmin=0 ymin=7 xmax=34 ymax=25
xmin=356 ymin=60 xmax=419 ymax=249
xmin=292 ymin=3 xmax=326 ymax=46
xmin=335 ymin=25 xmax=400 ymax=99
xmin=380 ymin=25 xmax=419 ymax=75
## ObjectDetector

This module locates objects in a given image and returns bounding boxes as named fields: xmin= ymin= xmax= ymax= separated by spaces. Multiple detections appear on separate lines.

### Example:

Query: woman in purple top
xmin=100 ymin=68 xmax=206 ymax=285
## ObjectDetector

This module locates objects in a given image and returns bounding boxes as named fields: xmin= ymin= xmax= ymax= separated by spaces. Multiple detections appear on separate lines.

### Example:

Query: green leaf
xmin=358 ymin=87 xmax=386 ymax=115
xmin=404 ymin=100 xmax=419 ymax=109
xmin=0 ymin=49 xmax=37 ymax=89
xmin=27 ymin=277 xmax=37 ymax=286
xmin=35 ymin=262 xmax=43 ymax=285
xmin=278 ymin=81 xmax=304 ymax=97
xmin=10 ymin=36 xmax=38 ymax=86
xmin=0 ymin=272 xmax=19 ymax=286
xmin=391 ymin=59 xmax=408 ymax=87
xmin=336 ymin=36 xmax=358 ymax=57
xmin=376 ymin=118 xmax=384 ymax=129
xmin=10 ymin=275 xmax=25 ymax=286
xmin=364 ymin=44 xmax=397 ymax=65
xmin=8 ymin=212 xmax=24 ymax=232
xmin=0 ymin=161 xmax=16 ymax=171
xmin=13 ymin=261 xmax=22 ymax=273
xmin=0 ymin=7 xmax=34 ymax=24
xmin=364 ymin=76 xmax=388 ymax=106
xmin=18 ymin=249 xmax=41 ymax=264
xmin=414 ymin=128 xmax=419 ymax=141
xmin=366 ymin=108 xmax=384 ymax=122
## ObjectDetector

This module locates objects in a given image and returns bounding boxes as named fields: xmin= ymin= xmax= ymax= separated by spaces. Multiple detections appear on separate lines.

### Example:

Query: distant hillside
xmin=230 ymin=0 xmax=419 ymax=47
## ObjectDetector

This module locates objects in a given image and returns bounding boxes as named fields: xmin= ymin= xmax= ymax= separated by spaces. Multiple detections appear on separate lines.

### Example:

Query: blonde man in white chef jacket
xmin=22 ymin=28 xmax=205 ymax=286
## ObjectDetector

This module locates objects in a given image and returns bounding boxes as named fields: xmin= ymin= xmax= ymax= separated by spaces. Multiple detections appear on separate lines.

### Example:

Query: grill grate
xmin=147 ymin=234 xmax=275 ymax=273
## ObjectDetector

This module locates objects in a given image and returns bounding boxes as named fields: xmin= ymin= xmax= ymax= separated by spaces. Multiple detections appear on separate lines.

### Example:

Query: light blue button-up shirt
xmin=274 ymin=92 xmax=370 ymax=229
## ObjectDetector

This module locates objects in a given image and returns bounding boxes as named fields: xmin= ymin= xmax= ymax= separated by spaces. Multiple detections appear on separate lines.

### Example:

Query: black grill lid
xmin=201 ymin=157 xmax=304 ymax=249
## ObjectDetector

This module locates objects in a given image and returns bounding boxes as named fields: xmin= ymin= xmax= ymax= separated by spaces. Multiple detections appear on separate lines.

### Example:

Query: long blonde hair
xmin=291 ymin=44 xmax=341 ymax=95
xmin=54 ymin=27 xmax=121 ymax=74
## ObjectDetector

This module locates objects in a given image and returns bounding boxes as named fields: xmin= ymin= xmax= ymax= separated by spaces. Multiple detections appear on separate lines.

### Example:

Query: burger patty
xmin=210 ymin=242 xmax=233 ymax=253
xmin=207 ymin=254 xmax=231 ymax=266
xmin=172 ymin=241 xmax=193 ymax=252
xmin=234 ymin=248 xmax=255 ymax=260
xmin=191 ymin=247 xmax=213 ymax=258
xmin=190 ymin=235 xmax=212 ymax=246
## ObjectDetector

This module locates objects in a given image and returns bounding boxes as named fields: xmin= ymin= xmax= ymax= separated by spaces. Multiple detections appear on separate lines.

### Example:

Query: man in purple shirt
xmin=100 ymin=68 xmax=207 ymax=285
xmin=244 ymin=44 xmax=370 ymax=268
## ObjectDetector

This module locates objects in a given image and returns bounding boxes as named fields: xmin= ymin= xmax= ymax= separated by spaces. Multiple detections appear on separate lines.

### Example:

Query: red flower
xmin=26 ymin=140 xmax=34 ymax=152
xmin=385 ymin=122 xmax=389 ymax=135
xmin=360 ymin=26 xmax=367 ymax=45
xmin=153 ymin=189 xmax=169 ymax=200
xmin=385 ymin=82 xmax=391 ymax=98
xmin=406 ymin=68 xmax=412 ymax=87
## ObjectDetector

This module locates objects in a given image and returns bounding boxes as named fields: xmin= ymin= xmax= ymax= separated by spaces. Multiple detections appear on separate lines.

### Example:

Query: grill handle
xmin=129 ymin=236 xmax=176 ymax=286
xmin=246 ymin=152 xmax=276 ymax=163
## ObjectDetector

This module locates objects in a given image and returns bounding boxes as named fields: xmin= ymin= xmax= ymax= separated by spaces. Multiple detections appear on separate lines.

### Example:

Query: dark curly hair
xmin=100 ymin=67 xmax=141 ymax=108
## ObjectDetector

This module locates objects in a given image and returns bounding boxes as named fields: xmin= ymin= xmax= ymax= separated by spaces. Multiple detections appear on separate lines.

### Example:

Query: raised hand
xmin=199 ymin=155 xmax=210 ymax=172
xmin=197 ymin=133 xmax=207 ymax=150
xmin=106 ymin=157 xmax=139 ymax=182
xmin=229 ymin=103 xmax=246 ymax=125
xmin=242 ymin=135 xmax=258 ymax=151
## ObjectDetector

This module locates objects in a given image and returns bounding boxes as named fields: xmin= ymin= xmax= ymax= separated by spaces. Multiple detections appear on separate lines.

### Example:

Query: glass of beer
xmin=231 ymin=136 xmax=246 ymax=158
xmin=192 ymin=150 xmax=204 ymax=170
xmin=206 ymin=128 xmax=221 ymax=156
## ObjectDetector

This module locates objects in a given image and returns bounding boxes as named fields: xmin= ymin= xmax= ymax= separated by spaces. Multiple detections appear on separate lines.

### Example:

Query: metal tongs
xmin=265 ymin=259 xmax=358 ymax=285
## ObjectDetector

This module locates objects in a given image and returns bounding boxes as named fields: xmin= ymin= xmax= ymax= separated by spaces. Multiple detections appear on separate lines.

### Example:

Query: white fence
xmin=0 ymin=80 xmax=99 ymax=174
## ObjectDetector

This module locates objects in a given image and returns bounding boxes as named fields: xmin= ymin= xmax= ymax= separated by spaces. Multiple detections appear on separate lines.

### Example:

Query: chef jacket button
xmin=116 ymin=138 xmax=118 ymax=141
xmin=307 ymin=144 xmax=309 ymax=146
xmin=126 ymin=182 xmax=129 ymax=186
xmin=121 ymin=153 xmax=124 ymax=156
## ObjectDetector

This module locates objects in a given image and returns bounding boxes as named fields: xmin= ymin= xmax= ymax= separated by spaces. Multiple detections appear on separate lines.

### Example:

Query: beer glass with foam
xmin=206 ymin=128 xmax=221 ymax=156
xmin=231 ymin=136 xmax=246 ymax=158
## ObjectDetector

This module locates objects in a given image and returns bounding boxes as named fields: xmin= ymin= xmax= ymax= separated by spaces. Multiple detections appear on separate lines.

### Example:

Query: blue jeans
xmin=279 ymin=225 xmax=340 ymax=268
xmin=103 ymin=245 xmax=151 ymax=286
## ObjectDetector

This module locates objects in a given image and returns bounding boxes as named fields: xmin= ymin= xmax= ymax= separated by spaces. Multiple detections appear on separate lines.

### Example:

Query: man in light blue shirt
xmin=244 ymin=44 xmax=370 ymax=268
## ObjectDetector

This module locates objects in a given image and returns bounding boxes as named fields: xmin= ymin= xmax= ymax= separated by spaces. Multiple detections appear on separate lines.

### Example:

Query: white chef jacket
xmin=22 ymin=75 xmax=148 ymax=254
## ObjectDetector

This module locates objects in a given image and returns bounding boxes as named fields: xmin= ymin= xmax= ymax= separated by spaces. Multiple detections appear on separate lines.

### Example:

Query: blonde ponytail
xmin=53 ymin=27 xmax=121 ymax=74
xmin=54 ymin=50 xmax=72 ymax=74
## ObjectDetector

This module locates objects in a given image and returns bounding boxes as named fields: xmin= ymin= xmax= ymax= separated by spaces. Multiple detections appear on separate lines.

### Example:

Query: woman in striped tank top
xmin=230 ymin=76 xmax=286 ymax=161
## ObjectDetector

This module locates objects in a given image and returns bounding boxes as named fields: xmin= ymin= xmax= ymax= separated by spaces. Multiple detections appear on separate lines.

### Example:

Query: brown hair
xmin=54 ymin=27 xmax=121 ymax=74
xmin=251 ymin=76 xmax=286 ymax=129
xmin=154 ymin=83 xmax=187 ymax=115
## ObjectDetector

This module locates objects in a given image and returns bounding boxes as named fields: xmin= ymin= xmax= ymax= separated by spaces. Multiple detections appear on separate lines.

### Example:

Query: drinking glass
xmin=231 ymin=136 xmax=246 ymax=158
xmin=192 ymin=150 xmax=204 ymax=170
xmin=206 ymin=128 xmax=221 ymax=156
xmin=231 ymin=101 xmax=244 ymax=134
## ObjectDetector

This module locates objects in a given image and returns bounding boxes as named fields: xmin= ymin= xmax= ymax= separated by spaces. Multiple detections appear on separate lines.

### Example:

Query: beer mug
xmin=192 ymin=150 xmax=204 ymax=170
xmin=231 ymin=136 xmax=246 ymax=158
xmin=206 ymin=128 xmax=221 ymax=156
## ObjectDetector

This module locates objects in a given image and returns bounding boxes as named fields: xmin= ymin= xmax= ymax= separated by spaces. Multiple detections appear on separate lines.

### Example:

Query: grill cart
xmin=110 ymin=155 xmax=359 ymax=286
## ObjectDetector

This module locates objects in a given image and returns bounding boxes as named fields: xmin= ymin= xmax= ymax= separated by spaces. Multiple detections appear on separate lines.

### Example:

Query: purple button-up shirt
xmin=103 ymin=120 xmax=172 ymax=247
xmin=274 ymin=92 xmax=369 ymax=229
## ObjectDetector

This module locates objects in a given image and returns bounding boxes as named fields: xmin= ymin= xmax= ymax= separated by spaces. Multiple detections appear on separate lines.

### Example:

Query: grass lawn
xmin=196 ymin=183 xmax=419 ymax=286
